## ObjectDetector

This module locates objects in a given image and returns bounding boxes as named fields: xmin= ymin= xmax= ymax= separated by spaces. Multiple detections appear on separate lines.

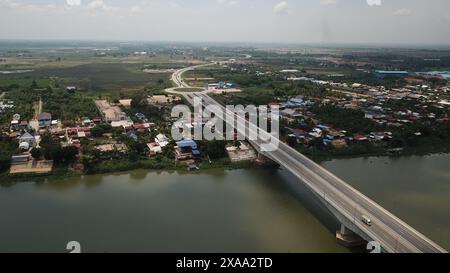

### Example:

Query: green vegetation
xmin=199 ymin=140 xmax=227 ymax=160
xmin=310 ymin=105 xmax=374 ymax=134
xmin=39 ymin=132 xmax=79 ymax=164
xmin=0 ymin=137 xmax=19 ymax=172
xmin=1 ymin=88 xmax=40 ymax=124
xmin=42 ymin=88 xmax=100 ymax=120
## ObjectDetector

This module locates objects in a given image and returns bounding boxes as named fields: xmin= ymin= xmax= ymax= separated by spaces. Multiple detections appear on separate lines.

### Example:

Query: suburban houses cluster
xmin=273 ymin=72 xmax=450 ymax=151
xmin=3 ymin=90 xmax=261 ymax=175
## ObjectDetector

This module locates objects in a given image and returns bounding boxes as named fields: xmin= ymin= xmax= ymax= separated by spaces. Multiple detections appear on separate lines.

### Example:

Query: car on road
xmin=362 ymin=215 xmax=372 ymax=226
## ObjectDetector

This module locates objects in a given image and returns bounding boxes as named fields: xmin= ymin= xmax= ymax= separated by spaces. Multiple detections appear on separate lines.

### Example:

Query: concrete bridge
xmin=167 ymin=65 xmax=447 ymax=253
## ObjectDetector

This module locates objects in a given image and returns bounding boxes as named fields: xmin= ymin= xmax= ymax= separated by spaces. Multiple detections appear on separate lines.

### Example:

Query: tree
xmin=91 ymin=126 xmax=106 ymax=138
xmin=286 ymin=136 xmax=297 ymax=147
xmin=200 ymin=140 xmax=227 ymax=160
xmin=61 ymin=146 xmax=79 ymax=163
xmin=30 ymin=148 xmax=42 ymax=160
xmin=0 ymin=137 xmax=19 ymax=172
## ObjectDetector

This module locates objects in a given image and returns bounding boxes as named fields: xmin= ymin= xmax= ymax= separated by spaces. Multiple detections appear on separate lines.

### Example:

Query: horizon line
xmin=1 ymin=39 xmax=450 ymax=50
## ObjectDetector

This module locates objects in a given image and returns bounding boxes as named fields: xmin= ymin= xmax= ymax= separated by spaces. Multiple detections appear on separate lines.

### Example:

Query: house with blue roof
xmin=175 ymin=140 xmax=200 ymax=160
xmin=127 ymin=131 xmax=138 ymax=141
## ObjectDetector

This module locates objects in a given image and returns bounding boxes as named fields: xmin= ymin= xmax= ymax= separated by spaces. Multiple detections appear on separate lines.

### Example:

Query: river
xmin=0 ymin=154 xmax=449 ymax=253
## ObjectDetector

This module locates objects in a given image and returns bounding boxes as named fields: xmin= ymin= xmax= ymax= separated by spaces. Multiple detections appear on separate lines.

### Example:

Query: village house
xmin=175 ymin=140 xmax=200 ymax=161
xmin=119 ymin=99 xmax=132 ymax=109
xmin=155 ymin=133 xmax=170 ymax=147
xmin=38 ymin=112 xmax=52 ymax=128
xmin=66 ymin=86 xmax=77 ymax=92
xmin=18 ymin=132 xmax=36 ymax=149
xmin=95 ymin=100 xmax=127 ymax=122
xmin=111 ymin=120 xmax=134 ymax=130
xmin=10 ymin=154 xmax=53 ymax=175
xmin=11 ymin=154 xmax=30 ymax=166
xmin=147 ymin=142 xmax=163 ymax=156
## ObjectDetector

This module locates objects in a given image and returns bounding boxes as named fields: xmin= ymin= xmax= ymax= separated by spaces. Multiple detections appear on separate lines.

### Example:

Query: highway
xmin=167 ymin=65 xmax=448 ymax=253
xmin=169 ymin=63 xmax=215 ymax=89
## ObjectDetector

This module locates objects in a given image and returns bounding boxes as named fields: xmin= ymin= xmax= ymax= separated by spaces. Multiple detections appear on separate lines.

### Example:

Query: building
xmin=155 ymin=134 xmax=170 ymax=148
xmin=103 ymin=107 xmax=127 ymax=122
xmin=19 ymin=120 xmax=29 ymax=130
xmin=111 ymin=120 xmax=134 ymax=129
xmin=119 ymin=99 xmax=132 ymax=109
xmin=375 ymin=70 xmax=409 ymax=78
xmin=127 ymin=131 xmax=138 ymax=141
xmin=11 ymin=154 xmax=30 ymax=165
xmin=207 ymin=82 xmax=242 ymax=94
xmin=66 ymin=86 xmax=77 ymax=92
xmin=175 ymin=140 xmax=200 ymax=160
xmin=147 ymin=143 xmax=162 ymax=155
xmin=38 ymin=112 xmax=52 ymax=128
xmin=95 ymin=100 xmax=127 ymax=122
xmin=18 ymin=132 xmax=36 ymax=148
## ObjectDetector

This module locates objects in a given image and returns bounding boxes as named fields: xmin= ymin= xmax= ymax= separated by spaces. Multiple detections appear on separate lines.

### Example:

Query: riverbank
xmin=3 ymin=133 xmax=450 ymax=183
xmin=298 ymin=140 xmax=450 ymax=164
xmin=0 ymin=157 xmax=255 ymax=184
xmin=3 ymin=143 xmax=450 ymax=183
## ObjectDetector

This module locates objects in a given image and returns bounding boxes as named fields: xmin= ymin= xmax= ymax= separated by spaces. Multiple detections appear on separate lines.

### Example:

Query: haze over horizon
xmin=0 ymin=0 xmax=450 ymax=45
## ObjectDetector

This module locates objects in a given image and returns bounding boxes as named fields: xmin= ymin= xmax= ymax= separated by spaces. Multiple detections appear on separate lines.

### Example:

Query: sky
xmin=0 ymin=0 xmax=450 ymax=45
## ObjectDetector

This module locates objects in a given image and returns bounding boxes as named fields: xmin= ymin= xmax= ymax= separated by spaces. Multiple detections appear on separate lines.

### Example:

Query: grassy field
xmin=0 ymin=63 xmax=173 ymax=93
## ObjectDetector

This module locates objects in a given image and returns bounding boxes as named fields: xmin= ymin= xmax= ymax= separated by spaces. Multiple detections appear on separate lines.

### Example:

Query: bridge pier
xmin=336 ymin=224 xmax=366 ymax=248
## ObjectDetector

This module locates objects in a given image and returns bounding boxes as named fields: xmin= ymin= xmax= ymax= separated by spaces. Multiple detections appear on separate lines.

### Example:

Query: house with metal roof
xmin=38 ymin=112 xmax=52 ymax=128
xmin=18 ymin=132 xmax=36 ymax=148
xmin=175 ymin=140 xmax=200 ymax=160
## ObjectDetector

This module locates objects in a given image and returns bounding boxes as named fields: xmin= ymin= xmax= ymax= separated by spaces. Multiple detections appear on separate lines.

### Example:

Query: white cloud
xmin=320 ymin=0 xmax=338 ymax=6
xmin=273 ymin=1 xmax=288 ymax=15
xmin=216 ymin=0 xmax=239 ymax=5
xmin=87 ymin=0 xmax=115 ymax=11
xmin=393 ymin=8 xmax=412 ymax=16
xmin=66 ymin=0 xmax=81 ymax=7
xmin=366 ymin=0 xmax=381 ymax=6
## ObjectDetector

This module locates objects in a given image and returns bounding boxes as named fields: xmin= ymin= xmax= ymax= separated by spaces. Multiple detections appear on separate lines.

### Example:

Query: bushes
xmin=30 ymin=148 xmax=42 ymax=160
xmin=199 ymin=140 xmax=227 ymax=160
xmin=39 ymin=132 xmax=79 ymax=164
xmin=84 ymin=159 xmax=171 ymax=174
xmin=310 ymin=105 xmax=374 ymax=134
xmin=42 ymin=89 xmax=99 ymax=120
xmin=91 ymin=124 xmax=113 ymax=138
xmin=0 ymin=137 xmax=19 ymax=172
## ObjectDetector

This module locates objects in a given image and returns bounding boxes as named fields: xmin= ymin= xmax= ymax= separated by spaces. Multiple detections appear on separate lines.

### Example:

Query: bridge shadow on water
xmin=262 ymin=167 xmax=367 ymax=253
